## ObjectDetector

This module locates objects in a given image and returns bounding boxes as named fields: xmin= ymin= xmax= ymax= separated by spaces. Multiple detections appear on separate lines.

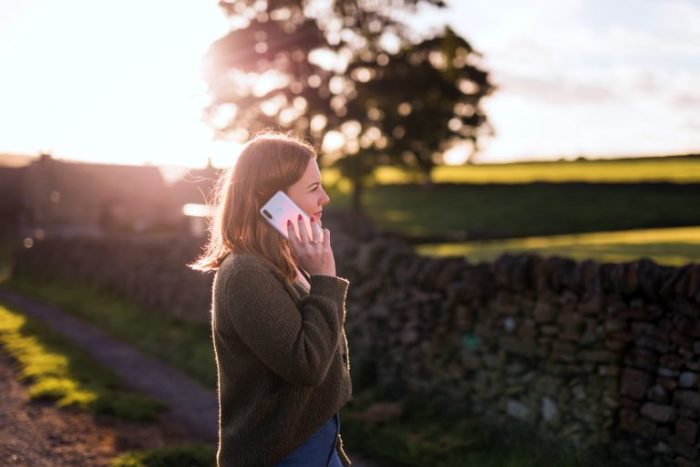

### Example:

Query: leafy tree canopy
xmin=204 ymin=0 xmax=494 ymax=211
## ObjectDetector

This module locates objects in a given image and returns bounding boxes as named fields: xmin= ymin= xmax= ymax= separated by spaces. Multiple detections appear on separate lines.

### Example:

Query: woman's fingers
xmin=322 ymin=228 xmax=330 ymax=248
xmin=286 ymin=219 xmax=299 ymax=244
xmin=311 ymin=219 xmax=323 ymax=244
xmin=297 ymin=214 xmax=310 ymax=243
xmin=287 ymin=217 xmax=333 ymax=276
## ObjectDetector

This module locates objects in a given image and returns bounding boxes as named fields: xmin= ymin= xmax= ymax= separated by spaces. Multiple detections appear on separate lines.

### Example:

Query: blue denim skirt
xmin=275 ymin=413 xmax=343 ymax=466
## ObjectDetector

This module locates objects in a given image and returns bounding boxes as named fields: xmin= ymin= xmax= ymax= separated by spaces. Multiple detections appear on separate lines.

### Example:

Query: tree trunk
xmin=421 ymin=167 xmax=434 ymax=190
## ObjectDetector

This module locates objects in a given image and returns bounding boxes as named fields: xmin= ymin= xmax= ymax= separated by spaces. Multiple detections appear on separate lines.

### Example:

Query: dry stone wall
xmin=331 ymin=232 xmax=700 ymax=467
xmin=10 ymin=225 xmax=700 ymax=466
xmin=11 ymin=234 xmax=212 ymax=323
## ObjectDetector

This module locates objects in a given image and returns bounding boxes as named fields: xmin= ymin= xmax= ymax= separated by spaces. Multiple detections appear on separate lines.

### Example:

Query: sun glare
xmin=0 ymin=0 xmax=230 ymax=169
xmin=443 ymin=142 xmax=473 ymax=165
xmin=2 ymin=1 xmax=699 ymax=168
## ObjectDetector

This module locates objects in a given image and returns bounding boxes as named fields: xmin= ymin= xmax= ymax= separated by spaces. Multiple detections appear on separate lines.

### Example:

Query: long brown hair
xmin=189 ymin=132 xmax=316 ymax=283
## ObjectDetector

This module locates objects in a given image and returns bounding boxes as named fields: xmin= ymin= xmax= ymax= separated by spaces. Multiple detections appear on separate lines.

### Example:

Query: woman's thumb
xmin=323 ymin=228 xmax=331 ymax=247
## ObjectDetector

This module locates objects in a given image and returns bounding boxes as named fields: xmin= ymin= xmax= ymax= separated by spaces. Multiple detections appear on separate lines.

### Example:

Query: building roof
xmin=0 ymin=153 xmax=36 ymax=168
xmin=169 ymin=163 xmax=223 ymax=205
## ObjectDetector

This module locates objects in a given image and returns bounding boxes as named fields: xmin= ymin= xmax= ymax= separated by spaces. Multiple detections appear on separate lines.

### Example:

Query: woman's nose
xmin=320 ymin=189 xmax=330 ymax=205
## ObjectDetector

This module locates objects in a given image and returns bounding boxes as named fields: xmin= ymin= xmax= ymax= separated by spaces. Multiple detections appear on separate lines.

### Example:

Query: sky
xmin=438 ymin=0 xmax=700 ymax=163
xmin=0 ymin=0 xmax=698 ymax=169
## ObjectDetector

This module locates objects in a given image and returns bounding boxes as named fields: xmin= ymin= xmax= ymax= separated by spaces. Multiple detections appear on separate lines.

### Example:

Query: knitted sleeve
xmin=223 ymin=263 xmax=349 ymax=387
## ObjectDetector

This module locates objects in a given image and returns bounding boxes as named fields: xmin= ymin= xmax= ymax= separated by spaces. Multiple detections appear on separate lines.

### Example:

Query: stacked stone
xmin=12 ymin=234 xmax=212 ymax=323
xmin=613 ymin=261 xmax=700 ymax=466
xmin=333 ymin=234 xmax=700 ymax=466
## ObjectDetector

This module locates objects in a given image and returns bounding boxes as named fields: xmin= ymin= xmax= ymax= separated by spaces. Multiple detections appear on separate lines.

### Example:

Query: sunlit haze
xmin=0 ymin=0 xmax=233 ymax=169
xmin=0 ymin=0 xmax=698 ymax=169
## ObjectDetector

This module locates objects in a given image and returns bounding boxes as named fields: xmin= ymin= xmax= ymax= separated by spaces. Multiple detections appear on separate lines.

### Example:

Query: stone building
xmin=0 ymin=154 xmax=35 ymax=238
xmin=0 ymin=154 xmax=190 ymax=238
xmin=0 ymin=153 xmax=225 ymax=239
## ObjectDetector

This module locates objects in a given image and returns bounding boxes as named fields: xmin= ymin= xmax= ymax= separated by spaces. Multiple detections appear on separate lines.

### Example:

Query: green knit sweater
xmin=211 ymin=252 xmax=354 ymax=466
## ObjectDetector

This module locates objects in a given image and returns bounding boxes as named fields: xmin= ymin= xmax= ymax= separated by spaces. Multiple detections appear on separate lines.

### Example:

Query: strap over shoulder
xmin=336 ymin=433 xmax=353 ymax=466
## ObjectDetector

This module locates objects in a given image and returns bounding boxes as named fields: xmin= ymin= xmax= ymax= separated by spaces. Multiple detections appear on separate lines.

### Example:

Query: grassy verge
xmin=0 ymin=302 xmax=164 ymax=421
xmin=417 ymin=225 xmax=700 ymax=267
xmin=3 ymin=274 xmax=217 ymax=389
xmin=109 ymin=443 xmax=215 ymax=467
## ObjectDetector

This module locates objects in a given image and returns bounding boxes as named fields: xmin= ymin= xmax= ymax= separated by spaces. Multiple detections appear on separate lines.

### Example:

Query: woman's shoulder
xmin=221 ymin=251 xmax=263 ymax=268
xmin=218 ymin=252 xmax=282 ymax=283
xmin=215 ymin=252 xmax=297 ymax=302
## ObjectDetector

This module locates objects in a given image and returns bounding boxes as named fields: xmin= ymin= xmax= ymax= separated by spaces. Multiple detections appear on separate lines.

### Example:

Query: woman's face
xmin=286 ymin=157 xmax=330 ymax=223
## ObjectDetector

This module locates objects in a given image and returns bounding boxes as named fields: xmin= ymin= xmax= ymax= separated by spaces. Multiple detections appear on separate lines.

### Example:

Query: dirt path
xmin=0 ymin=350 xmax=191 ymax=466
xmin=0 ymin=288 xmax=218 ymax=443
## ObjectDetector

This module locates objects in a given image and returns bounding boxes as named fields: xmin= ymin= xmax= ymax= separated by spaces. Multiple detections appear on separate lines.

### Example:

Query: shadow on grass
xmin=0 ymin=302 xmax=164 ymax=421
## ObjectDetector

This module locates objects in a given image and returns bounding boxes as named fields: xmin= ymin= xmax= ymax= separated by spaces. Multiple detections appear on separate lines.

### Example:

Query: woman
xmin=190 ymin=132 xmax=353 ymax=466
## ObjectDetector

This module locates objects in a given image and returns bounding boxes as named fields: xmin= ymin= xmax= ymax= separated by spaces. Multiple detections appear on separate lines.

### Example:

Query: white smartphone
xmin=260 ymin=190 xmax=321 ymax=240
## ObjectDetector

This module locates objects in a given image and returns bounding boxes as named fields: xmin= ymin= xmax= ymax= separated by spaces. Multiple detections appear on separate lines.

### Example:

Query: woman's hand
xmin=287 ymin=215 xmax=336 ymax=277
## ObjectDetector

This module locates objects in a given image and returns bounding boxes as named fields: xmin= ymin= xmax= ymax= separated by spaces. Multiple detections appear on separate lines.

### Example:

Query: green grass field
xmin=381 ymin=156 xmax=700 ymax=184
xmin=322 ymin=155 xmax=700 ymax=241
xmin=323 ymin=154 xmax=700 ymax=186
xmin=417 ymin=225 xmax=700 ymax=267
xmin=324 ymin=155 xmax=700 ymax=184
xmin=326 ymin=182 xmax=700 ymax=241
